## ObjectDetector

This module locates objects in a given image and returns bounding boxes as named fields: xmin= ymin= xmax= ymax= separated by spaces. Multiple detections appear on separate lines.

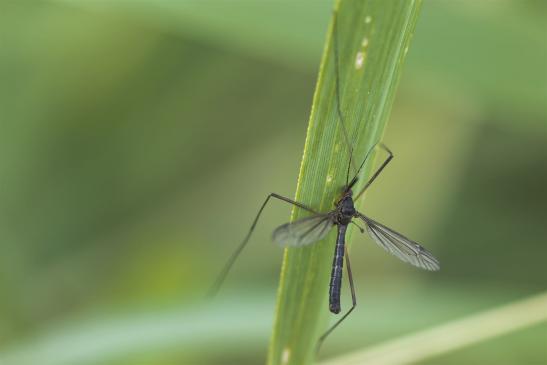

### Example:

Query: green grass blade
xmin=267 ymin=1 xmax=423 ymax=364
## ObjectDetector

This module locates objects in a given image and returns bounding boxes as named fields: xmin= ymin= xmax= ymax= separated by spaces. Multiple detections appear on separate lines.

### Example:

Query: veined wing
xmin=357 ymin=213 xmax=440 ymax=271
xmin=273 ymin=214 xmax=335 ymax=247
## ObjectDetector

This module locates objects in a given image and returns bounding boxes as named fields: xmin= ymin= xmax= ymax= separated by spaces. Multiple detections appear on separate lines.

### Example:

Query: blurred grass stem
xmin=321 ymin=291 xmax=547 ymax=365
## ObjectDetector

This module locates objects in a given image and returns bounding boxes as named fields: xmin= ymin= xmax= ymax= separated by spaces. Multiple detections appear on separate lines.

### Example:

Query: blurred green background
xmin=0 ymin=1 xmax=546 ymax=364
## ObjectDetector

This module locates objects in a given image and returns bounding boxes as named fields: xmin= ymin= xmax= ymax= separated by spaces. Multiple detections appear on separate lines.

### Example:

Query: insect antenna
xmin=332 ymin=13 xmax=379 ymax=191
xmin=332 ymin=12 xmax=357 ymax=188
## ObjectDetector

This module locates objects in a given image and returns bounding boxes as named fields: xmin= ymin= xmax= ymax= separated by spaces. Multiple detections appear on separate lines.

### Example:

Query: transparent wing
xmin=357 ymin=213 xmax=440 ymax=271
xmin=273 ymin=214 xmax=335 ymax=247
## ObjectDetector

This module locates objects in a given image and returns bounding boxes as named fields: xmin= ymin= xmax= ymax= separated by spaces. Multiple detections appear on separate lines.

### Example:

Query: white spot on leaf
xmin=365 ymin=15 xmax=372 ymax=24
xmin=355 ymin=51 xmax=365 ymax=69
xmin=282 ymin=348 xmax=291 ymax=364
xmin=362 ymin=37 xmax=369 ymax=47
xmin=326 ymin=174 xmax=333 ymax=184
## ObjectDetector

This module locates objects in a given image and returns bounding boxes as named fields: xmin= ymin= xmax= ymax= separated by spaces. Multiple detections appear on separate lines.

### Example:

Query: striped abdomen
xmin=328 ymin=224 xmax=347 ymax=314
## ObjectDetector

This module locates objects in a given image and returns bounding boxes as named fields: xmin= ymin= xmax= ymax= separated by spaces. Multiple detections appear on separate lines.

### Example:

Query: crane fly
xmin=208 ymin=9 xmax=440 ymax=353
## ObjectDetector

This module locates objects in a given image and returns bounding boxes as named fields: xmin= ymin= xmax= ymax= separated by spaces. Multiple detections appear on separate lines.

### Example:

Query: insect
xmin=272 ymin=142 xmax=439 ymax=351
xmin=209 ymin=10 xmax=440 ymax=352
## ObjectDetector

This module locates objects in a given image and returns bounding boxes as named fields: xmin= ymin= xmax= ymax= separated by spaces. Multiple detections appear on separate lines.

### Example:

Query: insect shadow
xmin=208 ymin=10 xmax=440 ymax=354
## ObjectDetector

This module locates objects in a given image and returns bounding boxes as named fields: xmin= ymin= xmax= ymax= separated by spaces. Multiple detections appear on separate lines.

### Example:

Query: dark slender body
xmin=329 ymin=224 xmax=346 ymax=314
xmin=328 ymin=192 xmax=356 ymax=314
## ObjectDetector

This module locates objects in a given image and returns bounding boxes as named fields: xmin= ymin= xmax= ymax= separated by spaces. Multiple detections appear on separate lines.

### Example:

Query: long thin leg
xmin=354 ymin=144 xmax=393 ymax=201
xmin=317 ymin=246 xmax=357 ymax=353
xmin=207 ymin=193 xmax=317 ymax=298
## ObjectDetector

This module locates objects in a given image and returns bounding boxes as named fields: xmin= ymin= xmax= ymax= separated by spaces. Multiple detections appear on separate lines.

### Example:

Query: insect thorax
xmin=337 ymin=195 xmax=356 ymax=225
